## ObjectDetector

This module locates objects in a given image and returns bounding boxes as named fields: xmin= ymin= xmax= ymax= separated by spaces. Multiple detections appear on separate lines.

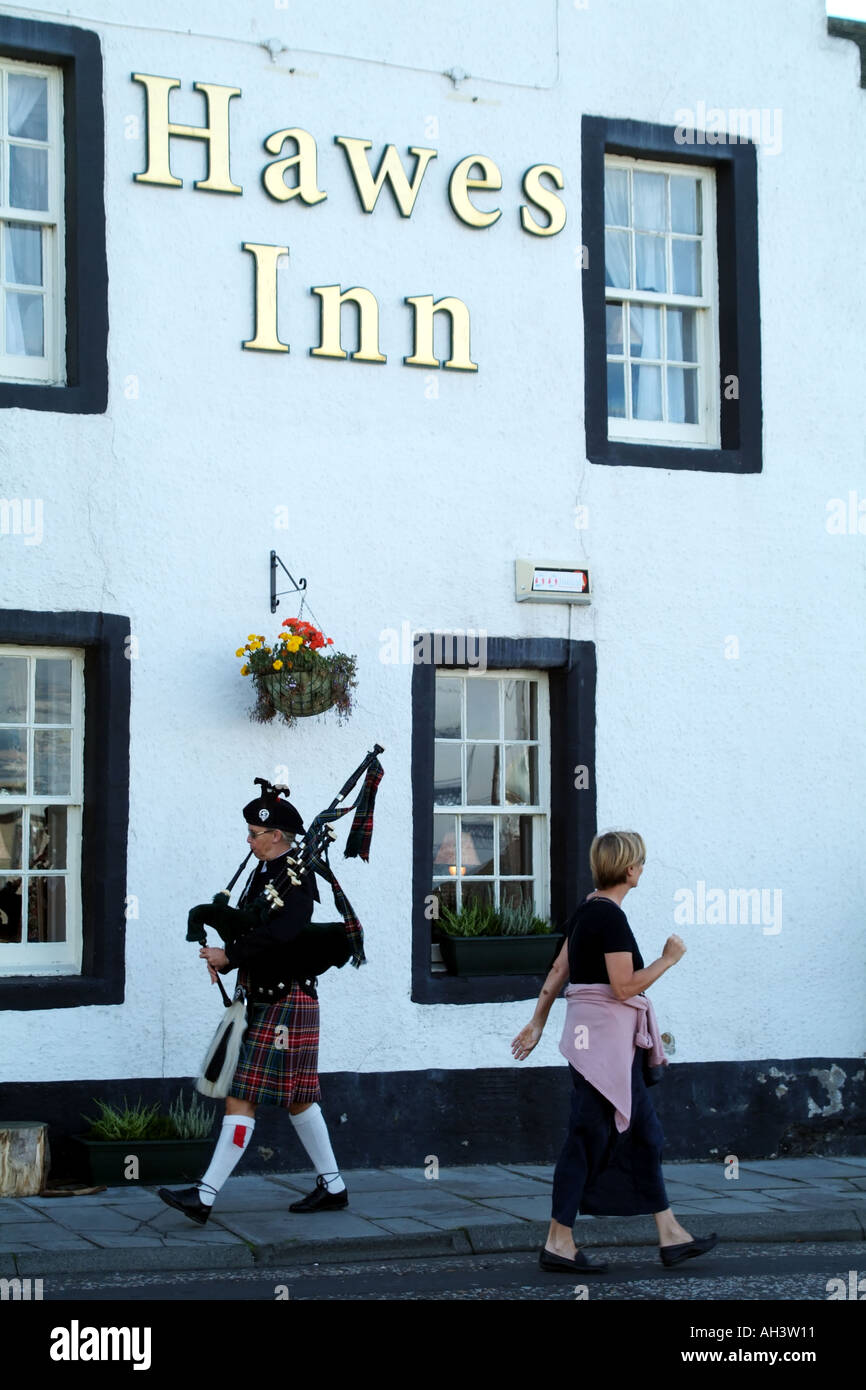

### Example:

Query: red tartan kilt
xmin=228 ymin=982 xmax=322 ymax=1108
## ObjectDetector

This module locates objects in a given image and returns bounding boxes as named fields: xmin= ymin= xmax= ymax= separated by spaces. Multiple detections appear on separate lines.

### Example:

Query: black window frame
xmin=0 ymin=610 xmax=129 ymax=1010
xmin=582 ymin=114 xmax=762 ymax=474
xmin=411 ymin=636 xmax=596 ymax=1005
xmin=0 ymin=15 xmax=107 ymax=414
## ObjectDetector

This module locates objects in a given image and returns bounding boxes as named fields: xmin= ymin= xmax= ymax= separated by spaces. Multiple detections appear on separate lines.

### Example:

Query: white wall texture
xmin=1 ymin=0 xmax=864 ymax=1085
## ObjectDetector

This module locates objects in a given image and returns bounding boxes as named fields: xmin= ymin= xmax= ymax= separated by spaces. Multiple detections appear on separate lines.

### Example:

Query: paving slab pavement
xmin=0 ymin=1157 xmax=863 ymax=1277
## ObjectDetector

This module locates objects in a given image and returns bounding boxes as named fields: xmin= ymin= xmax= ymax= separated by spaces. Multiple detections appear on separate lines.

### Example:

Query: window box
xmin=438 ymin=932 xmax=564 ymax=978
xmin=70 ymin=1137 xmax=214 ymax=1186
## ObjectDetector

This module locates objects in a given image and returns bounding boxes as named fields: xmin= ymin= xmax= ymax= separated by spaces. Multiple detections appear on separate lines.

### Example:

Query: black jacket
xmin=223 ymin=854 xmax=318 ymax=1001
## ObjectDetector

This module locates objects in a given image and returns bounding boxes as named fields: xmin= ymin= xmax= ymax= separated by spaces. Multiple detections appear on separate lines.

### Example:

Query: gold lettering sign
xmin=132 ymin=71 xmax=570 ymax=371
xmin=448 ymin=156 xmax=502 ymax=229
xmin=132 ymin=74 xmax=242 ymax=193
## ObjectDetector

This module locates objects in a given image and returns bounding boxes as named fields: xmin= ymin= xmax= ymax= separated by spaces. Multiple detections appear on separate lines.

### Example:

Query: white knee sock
xmin=197 ymin=1115 xmax=255 ymax=1205
xmin=290 ymin=1103 xmax=346 ymax=1193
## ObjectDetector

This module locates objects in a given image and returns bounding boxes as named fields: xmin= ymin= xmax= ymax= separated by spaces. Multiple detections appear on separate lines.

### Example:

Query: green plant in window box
xmin=71 ymin=1092 xmax=217 ymax=1184
xmin=437 ymin=902 xmax=562 ymax=976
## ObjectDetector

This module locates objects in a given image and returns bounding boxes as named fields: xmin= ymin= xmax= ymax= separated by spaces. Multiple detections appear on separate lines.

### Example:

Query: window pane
xmin=500 ymin=815 xmax=533 ymax=875
xmin=9 ymin=144 xmax=49 ymax=211
xmin=30 ymin=805 xmax=67 ymax=869
xmin=433 ymin=814 xmax=458 ymax=875
xmin=0 ymin=729 xmax=27 ymax=793
xmin=0 ymin=876 xmax=23 ymax=943
xmin=607 ymin=361 xmax=626 ymax=418
xmin=0 ymin=656 xmax=28 ymax=721
xmin=604 ymin=166 xmax=629 ymax=226
xmin=466 ymin=743 xmax=499 ymax=804
xmin=632 ymin=364 xmax=662 ymax=421
xmin=461 ymin=879 xmax=493 ymax=911
xmin=633 ymin=171 xmax=665 ymax=230
xmin=500 ymin=880 xmax=533 ymax=910
xmin=461 ymin=816 xmax=494 ymax=875
xmin=434 ymin=677 xmax=462 ymax=738
xmin=6 ymin=292 xmax=44 ymax=356
xmin=604 ymin=228 xmax=631 ymax=288
xmin=667 ymin=367 xmax=699 ymax=424
xmin=5 ymin=224 xmax=43 ymax=285
xmin=35 ymin=659 xmax=71 ymax=724
xmin=431 ymin=878 xmax=456 ymax=915
xmin=28 ymin=876 xmax=66 ymax=943
xmin=672 ymin=239 xmax=700 ymax=296
xmin=503 ymin=680 xmax=532 ymax=740
xmin=433 ymin=742 xmax=461 ymax=805
xmin=33 ymin=729 xmax=71 ymax=795
xmin=629 ymin=304 xmax=661 ymax=359
xmin=505 ymin=745 xmax=537 ymax=804
xmin=667 ymin=308 xmax=698 ymax=362
xmin=670 ymin=175 xmax=701 ymax=234
xmin=634 ymin=234 xmax=666 ymax=292
xmin=466 ymin=680 xmax=498 ymax=739
xmin=605 ymin=303 xmax=624 ymax=356
xmin=0 ymin=808 xmax=23 ymax=869
xmin=8 ymin=74 xmax=48 ymax=141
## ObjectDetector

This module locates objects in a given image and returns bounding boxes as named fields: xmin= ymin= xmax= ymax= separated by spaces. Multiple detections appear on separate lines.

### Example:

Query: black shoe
xmin=659 ymin=1232 xmax=718 ymax=1267
xmin=157 ymin=1185 xmax=211 ymax=1226
xmin=288 ymin=1175 xmax=349 ymax=1213
xmin=539 ymin=1246 xmax=608 ymax=1273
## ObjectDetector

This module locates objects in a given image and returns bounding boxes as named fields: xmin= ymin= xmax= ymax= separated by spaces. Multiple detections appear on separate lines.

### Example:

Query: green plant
xmin=83 ymin=1097 xmax=164 ymax=1141
xmin=438 ymin=900 xmax=554 ymax=938
xmin=497 ymin=902 xmax=553 ymax=936
xmin=82 ymin=1093 xmax=215 ymax=1141
xmin=169 ymin=1090 xmax=215 ymax=1140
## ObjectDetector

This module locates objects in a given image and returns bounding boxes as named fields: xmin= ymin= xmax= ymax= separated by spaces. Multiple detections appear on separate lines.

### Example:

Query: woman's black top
xmin=566 ymin=897 xmax=644 ymax=984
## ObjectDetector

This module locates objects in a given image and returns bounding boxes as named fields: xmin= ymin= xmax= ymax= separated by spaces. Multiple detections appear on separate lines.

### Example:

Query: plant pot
xmin=257 ymin=667 xmax=343 ymax=718
xmin=70 ymin=1137 xmax=214 ymax=1185
xmin=438 ymin=933 xmax=564 ymax=977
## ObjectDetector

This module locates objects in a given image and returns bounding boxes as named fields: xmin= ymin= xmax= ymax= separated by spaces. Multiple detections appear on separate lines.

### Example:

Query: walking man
xmin=158 ymin=782 xmax=348 ymax=1224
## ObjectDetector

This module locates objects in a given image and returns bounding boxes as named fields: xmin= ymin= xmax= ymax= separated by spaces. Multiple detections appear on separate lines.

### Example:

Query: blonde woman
xmin=512 ymin=831 xmax=717 ymax=1273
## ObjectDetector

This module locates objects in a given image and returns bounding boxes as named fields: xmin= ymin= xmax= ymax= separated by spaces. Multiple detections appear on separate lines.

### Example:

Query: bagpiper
xmin=158 ymin=749 xmax=383 ymax=1225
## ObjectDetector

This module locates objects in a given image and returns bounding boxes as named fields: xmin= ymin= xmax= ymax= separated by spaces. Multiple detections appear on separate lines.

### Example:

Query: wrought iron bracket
xmin=270 ymin=551 xmax=307 ymax=613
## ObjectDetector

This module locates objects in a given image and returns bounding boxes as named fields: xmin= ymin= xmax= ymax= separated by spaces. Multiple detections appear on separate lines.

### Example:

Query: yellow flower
xmin=235 ymin=648 xmax=245 ymax=658
xmin=272 ymin=659 xmax=283 ymax=671
xmin=286 ymin=634 xmax=304 ymax=652
xmin=247 ymin=634 xmax=257 ymax=642
xmin=240 ymin=664 xmax=249 ymax=676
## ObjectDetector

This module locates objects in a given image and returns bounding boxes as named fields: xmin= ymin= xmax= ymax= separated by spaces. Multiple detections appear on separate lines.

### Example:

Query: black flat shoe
xmin=157 ymin=1185 xmax=211 ymax=1226
xmin=659 ymin=1232 xmax=718 ymax=1267
xmin=539 ymin=1246 xmax=608 ymax=1273
xmin=288 ymin=1175 xmax=349 ymax=1213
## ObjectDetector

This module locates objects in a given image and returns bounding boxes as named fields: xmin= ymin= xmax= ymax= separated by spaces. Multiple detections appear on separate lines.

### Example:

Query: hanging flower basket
xmin=236 ymin=619 xmax=357 ymax=728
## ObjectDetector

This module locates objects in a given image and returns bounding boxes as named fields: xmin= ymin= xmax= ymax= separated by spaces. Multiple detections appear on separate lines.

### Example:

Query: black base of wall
xmin=2 ymin=1058 xmax=863 ymax=1181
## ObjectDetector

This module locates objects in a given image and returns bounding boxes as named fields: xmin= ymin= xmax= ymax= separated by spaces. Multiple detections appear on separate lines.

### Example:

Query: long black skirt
xmin=551 ymin=1050 xmax=668 ymax=1225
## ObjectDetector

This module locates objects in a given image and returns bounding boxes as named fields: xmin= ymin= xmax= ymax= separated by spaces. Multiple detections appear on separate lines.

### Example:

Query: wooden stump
xmin=0 ymin=1122 xmax=49 ymax=1196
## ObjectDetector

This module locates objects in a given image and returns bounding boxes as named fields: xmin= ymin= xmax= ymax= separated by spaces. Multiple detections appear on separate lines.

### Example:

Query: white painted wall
xmin=2 ymin=0 xmax=864 ymax=1084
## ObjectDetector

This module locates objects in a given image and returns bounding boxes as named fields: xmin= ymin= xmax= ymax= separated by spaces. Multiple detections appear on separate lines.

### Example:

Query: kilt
xmin=228 ymin=981 xmax=322 ymax=1108
xmin=551 ymin=1049 xmax=668 ymax=1225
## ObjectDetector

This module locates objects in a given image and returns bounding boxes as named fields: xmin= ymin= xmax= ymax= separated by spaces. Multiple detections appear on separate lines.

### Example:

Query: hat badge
xmin=259 ymin=808 xmax=269 ymax=822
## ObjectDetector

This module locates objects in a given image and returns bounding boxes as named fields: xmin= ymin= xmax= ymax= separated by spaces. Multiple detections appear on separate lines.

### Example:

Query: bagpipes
xmin=191 ymin=745 xmax=384 ymax=1097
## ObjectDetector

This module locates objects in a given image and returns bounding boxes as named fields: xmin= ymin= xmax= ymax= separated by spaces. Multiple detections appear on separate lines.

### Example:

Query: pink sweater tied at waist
xmin=558 ymin=983 xmax=667 ymax=1133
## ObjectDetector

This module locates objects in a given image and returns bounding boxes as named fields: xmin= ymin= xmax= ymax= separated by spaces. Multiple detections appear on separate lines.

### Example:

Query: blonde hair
xmin=590 ymin=831 xmax=646 ymax=889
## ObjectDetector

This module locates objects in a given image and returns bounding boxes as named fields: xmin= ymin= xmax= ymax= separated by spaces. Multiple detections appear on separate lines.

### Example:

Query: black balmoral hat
xmin=243 ymin=778 xmax=305 ymax=835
